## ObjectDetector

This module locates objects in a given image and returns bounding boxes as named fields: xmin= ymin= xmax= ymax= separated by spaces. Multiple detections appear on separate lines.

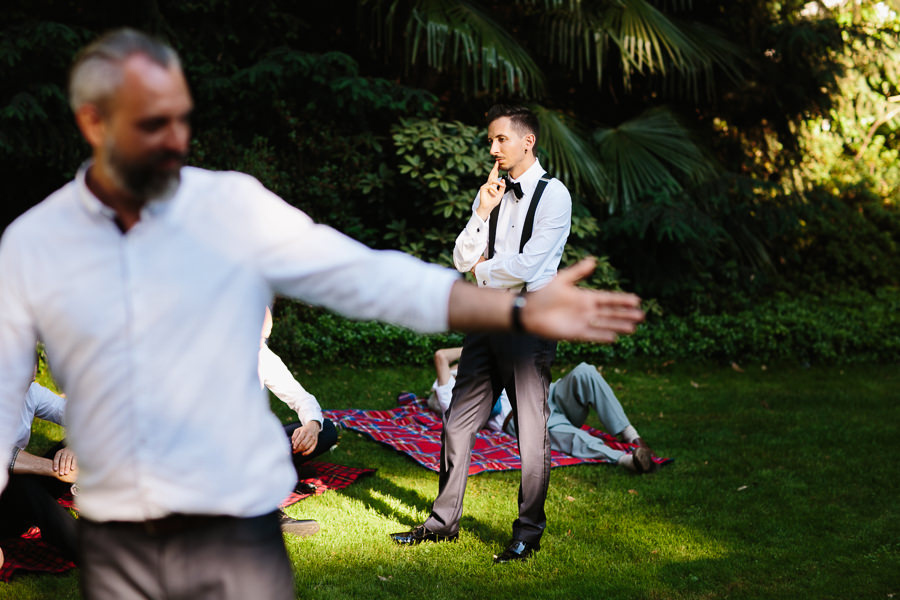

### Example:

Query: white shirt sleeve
xmin=258 ymin=344 xmax=323 ymax=425
xmin=484 ymin=389 xmax=513 ymax=433
xmin=0 ymin=223 xmax=41 ymax=491
xmin=430 ymin=374 xmax=456 ymax=415
xmin=28 ymin=382 xmax=66 ymax=426
xmin=14 ymin=382 xmax=67 ymax=449
xmin=240 ymin=176 xmax=459 ymax=334
xmin=452 ymin=198 xmax=489 ymax=273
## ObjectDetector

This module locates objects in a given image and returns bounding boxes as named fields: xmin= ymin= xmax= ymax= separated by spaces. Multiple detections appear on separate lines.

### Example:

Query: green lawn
xmin=5 ymin=361 xmax=898 ymax=599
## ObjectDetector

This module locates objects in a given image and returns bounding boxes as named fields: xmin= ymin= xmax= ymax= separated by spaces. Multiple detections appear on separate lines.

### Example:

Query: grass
xmin=4 ymin=360 xmax=898 ymax=599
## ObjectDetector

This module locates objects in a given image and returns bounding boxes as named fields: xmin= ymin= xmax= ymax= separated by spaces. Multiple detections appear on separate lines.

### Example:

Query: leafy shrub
xmin=269 ymin=287 xmax=900 ymax=368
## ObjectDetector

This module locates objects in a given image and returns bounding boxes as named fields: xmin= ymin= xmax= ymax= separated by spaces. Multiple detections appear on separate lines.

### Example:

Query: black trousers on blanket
xmin=424 ymin=331 xmax=556 ymax=545
xmin=283 ymin=417 xmax=338 ymax=476
xmin=0 ymin=442 xmax=77 ymax=560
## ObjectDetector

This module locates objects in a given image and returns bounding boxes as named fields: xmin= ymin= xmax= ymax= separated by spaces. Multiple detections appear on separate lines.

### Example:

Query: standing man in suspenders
xmin=391 ymin=105 xmax=572 ymax=563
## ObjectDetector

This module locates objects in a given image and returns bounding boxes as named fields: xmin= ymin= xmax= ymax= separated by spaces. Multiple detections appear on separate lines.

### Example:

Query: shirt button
xmin=482 ymin=281 xmax=487 ymax=285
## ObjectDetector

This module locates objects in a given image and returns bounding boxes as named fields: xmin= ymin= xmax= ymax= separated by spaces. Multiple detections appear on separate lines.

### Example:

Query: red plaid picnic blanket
xmin=0 ymin=464 xmax=373 ymax=582
xmin=280 ymin=461 xmax=375 ymax=507
xmin=0 ymin=527 xmax=76 ymax=582
xmin=325 ymin=393 xmax=672 ymax=475
xmin=0 ymin=496 xmax=76 ymax=582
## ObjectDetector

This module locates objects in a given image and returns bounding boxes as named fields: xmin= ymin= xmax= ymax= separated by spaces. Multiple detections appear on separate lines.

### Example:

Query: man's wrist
xmin=8 ymin=447 xmax=20 ymax=475
xmin=511 ymin=293 xmax=527 ymax=333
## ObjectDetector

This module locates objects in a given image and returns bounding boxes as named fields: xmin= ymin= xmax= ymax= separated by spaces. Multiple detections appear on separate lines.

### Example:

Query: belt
xmin=96 ymin=512 xmax=267 ymax=536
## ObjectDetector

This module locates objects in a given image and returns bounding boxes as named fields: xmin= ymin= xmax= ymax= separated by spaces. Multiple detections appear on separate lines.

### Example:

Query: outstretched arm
xmin=447 ymin=257 xmax=644 ymax=342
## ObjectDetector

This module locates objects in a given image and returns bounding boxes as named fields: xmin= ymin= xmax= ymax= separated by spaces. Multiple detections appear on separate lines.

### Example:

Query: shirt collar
xmin=75 ymin=160 xmax=180 ymax=223
xmin=507 ymin=158 xmax=546 ymax=199
xmin=76 ymin=161 xmax=118 ymax=221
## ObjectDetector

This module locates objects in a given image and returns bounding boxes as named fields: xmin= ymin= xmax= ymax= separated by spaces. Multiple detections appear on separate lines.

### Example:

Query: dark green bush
xmin=269 ymin=287 xmax=900 ymax=368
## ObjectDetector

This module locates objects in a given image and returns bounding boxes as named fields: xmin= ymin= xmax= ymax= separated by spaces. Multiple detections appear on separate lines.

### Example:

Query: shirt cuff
xmin=465 ymin=211 xmax=489 ymax=238
xmin=473 ymin=259 xmax=491 ymax=288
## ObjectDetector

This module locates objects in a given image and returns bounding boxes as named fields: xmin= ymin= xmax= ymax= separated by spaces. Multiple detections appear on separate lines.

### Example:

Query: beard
xmin=103 ymin=139 xmax=186 ymax=201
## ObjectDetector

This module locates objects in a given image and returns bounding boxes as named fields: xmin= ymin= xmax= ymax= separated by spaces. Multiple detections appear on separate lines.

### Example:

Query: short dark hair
xmin=68 ymin=28 xmax=180 ymax=113
xmin=486 ymin=104 xmax=539 ymax=143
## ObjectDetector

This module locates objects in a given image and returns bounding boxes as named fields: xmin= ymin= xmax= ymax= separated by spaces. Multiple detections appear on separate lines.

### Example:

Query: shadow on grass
xmin=336 ymin=473 xmax=512 ymax=546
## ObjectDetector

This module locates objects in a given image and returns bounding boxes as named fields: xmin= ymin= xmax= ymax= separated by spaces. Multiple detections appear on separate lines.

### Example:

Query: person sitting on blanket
xmin=1 ymin=380 xmax=78 ymax=568
xmin=429 ymin=347 xmax=658 ymax=474
xmin=260 ymin=305 xmax=339 ymax=537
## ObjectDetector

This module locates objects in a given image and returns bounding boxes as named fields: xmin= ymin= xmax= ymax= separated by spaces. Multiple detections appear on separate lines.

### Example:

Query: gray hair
xmin=68 ymin=28 xmax=181 ymax=113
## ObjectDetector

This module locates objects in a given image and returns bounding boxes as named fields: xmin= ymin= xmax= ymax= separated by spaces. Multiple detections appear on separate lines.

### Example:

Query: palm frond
xmin=603 ymin=0 xmax=702 ymax=84
xmin=529 ymin=0 xmax=740 ymax=97
xmin=662 ymin=19 xmax=746 ymax=99
xmin=529 ymin=104 xmax=609 ymax=201
xmin=593 ymin=106 xmax=717 ymax=211
xmin=406 ymin=0 xmax=546 ymax=96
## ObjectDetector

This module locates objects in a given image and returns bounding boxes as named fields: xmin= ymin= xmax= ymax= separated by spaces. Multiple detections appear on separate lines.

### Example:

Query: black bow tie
xmin=502 ymin=176 xmax=524 ymax=199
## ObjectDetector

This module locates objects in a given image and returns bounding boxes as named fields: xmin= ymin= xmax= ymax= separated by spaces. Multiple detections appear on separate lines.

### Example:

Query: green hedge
xmin=269 ymin=287 xmax=900 ymax=368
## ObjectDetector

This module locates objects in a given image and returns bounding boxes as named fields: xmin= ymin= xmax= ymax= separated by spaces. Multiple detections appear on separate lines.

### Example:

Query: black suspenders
xmin=487 ymin=173 xmax=554 ymax=259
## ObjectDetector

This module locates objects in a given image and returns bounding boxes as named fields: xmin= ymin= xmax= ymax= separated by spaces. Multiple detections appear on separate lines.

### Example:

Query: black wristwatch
xmin=511 ymin=293 xmax=527 ymax=333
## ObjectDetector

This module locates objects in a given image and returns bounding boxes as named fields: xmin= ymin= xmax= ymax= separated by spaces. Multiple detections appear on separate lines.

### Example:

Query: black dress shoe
xmin=278 ymin=510 xmax=320 ymax=537
xmin=294 ymin=481 xmax=318 ymax=495
xmin=493 ymin=539 xmax=539 ymax=563
xmin=389 ymin=524 xmax=458 ymax=545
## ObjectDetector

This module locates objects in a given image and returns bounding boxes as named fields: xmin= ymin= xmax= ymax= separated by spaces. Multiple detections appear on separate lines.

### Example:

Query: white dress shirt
xmin=15 ymin=382 xmax=66 ymax=450
xmin=258 ymin=343 xmax=322 ymax=426
xmin=453 ymin=159 xmax=571 ymax=292
xmin=0 ymin=164 xmax=457 ymax=521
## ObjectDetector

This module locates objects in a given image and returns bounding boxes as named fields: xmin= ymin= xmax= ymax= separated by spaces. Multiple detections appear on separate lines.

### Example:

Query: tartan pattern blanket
xmin=0 ymin=496 xmax=75 ymax=583
xmin=0 ymin=463 xmax=372 ymax=582
xmin=0 ymin=528 xmax=76 ymax=582
xmin=279 ymin=461 xmax=376 ymax=507
xmin=325 ymin=393 xmax=673 ymax=475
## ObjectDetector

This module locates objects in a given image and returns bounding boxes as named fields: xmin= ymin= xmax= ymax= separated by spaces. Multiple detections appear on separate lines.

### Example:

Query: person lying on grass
xmin=428 ymin=347 xmax=659 ymax=474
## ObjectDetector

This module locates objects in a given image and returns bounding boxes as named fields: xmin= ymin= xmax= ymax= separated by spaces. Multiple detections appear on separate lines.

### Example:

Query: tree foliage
xmin=1 ymin=0 xmax=898 ymax=325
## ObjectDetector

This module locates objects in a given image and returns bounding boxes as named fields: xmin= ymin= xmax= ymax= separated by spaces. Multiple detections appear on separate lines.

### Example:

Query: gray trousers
xmin=78 ymin=511 xmax=293 ymax=600
xmin=425 ymin=331 xmax=555 ymax=545
xmin=545 ymin=362 xmax=631 ymax=461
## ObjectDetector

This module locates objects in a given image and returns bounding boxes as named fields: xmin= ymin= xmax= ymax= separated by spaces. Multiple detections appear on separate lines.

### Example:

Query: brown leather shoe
xmin=633 ymin=437 xmax=653 ymax=453
xmin=631 ymin=446 xmax=658 ymax=474
xmin=390 ymin=524 xmax=458 ymax=545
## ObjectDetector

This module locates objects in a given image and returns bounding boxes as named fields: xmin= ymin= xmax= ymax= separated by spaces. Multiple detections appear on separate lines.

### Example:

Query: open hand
xmin=522 ymin=257 xmax=645 ymax=343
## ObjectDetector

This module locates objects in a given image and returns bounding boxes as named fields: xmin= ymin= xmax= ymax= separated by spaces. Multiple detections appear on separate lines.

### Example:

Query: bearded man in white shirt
xmin=0 ymin=30 xmax=644 ymax=599
xmin=391 ymin=105 xmax=572 ymax=563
